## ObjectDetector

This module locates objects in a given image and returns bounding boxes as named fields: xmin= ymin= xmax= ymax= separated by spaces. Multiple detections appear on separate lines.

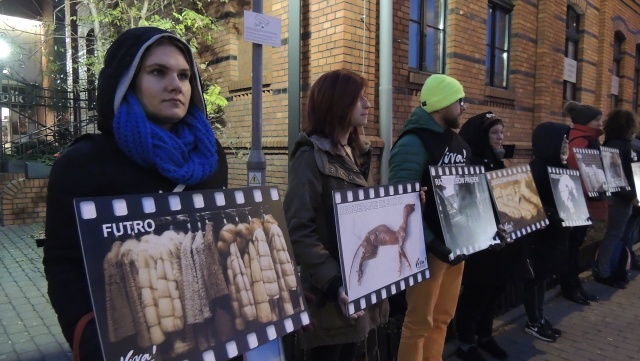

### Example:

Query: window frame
xmin=486 ymin=1 xmax=512 ymax=89
xmin=634 ymin=45 xmax=640 ymax=112
xmin=408 ymin=0 xmax=447 ymax=74
xmin=611 ymin=32 xmax=625 ymax=109
xmin=563 ymin=6 xmax=580 ymax=102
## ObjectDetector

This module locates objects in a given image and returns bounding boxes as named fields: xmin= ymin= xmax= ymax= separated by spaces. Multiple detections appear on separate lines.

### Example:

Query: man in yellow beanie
xmin=389 ymin=74 xmax=469 ymax=361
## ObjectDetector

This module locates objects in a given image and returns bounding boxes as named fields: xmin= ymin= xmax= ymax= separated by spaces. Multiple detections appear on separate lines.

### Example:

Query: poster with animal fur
xmin=429 ymin=166 xmax=500 ymax=258
xmin=547 ymin=167 xmax=592 ymax=227
xmin=333 ymin=182 xmax=428 ymax=316
xmin=486 ymin=165 xmax=548 ymax=241
xmin=573 ymin=147 xmax=609 ymax=196
xmin=73 ymin=187 xmax=308 ymax=361
xmin=600 ymin=146 xmax=631 ymax=192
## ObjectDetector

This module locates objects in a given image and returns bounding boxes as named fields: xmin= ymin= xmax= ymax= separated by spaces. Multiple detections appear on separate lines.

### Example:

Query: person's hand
xmin=547 ymin=212 xmax=565 ymax=228
xmin=338 ymin=287 xmax=364 ymax=319
xmin=488 ymin=225 xmax=509 ymax=251
xmin=633 ymin=198 xmax=640 ymax=208
xmin=419 ymin=187 xmax=428 ymax=205
xmin=427 ymin=240 xmax=466 ymax=265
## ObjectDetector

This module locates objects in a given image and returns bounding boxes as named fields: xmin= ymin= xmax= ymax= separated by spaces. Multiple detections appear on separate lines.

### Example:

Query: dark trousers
xmin=305 ymin=342 xmax=358 ymax=361
xmin=559 ymin=225 xmax=588 ymax=294
xmin=456 ymin=284 xmax=506 ymax=344
xmin=523 ymin=278 xmax=546 ymax=324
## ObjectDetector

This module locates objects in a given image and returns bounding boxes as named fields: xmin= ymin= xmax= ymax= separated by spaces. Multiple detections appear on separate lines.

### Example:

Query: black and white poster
xmin=547 ymin=167 xmax=592 ymax=227
xmin=74 ymin=187 xmax=308 ymax=361
xmin=333 ymin=182 xmax=428 ymax=316
xmin=601 ymin=146 xmax=630 ymax=192
xmin=429 ymin=166 xmax=499 ymax=258
xmin=632 ymin=163 xmax=640 ymax=199
xmin=486 ymin=165 xmax=548 ymax=240
xmin=573 ymin=147 xmax=608 ymax=196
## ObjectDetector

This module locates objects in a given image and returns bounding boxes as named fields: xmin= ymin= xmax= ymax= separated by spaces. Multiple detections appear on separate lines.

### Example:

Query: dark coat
xmin=283 ymin=133 xmax=388 ymax=349
xmin=526 ymin=122 xmax=571 ymax=279
xmin=458 ymin=114 xmax=533 ymax=285
xmin=42 ymin=134 xmax=227 ymax=359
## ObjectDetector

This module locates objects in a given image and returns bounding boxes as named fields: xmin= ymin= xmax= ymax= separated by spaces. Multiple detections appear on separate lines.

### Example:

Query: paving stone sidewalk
xmin=0 ymin=224 xmax=71 ymax=361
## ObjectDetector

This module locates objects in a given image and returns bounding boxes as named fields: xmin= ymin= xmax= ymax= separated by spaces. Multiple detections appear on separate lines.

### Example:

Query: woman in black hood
xmin=455 ymin=112 xmax=531 ymax=361
xmin=521 ymin=122 xmax=571 ymax=343
xmin=43 ymin=27 xmax=228 ymax=360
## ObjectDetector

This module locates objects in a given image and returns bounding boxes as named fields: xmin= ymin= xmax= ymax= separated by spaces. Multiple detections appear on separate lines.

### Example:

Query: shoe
xmin=456 ymin=345 xmax=487 ymax=361
xmin=578 ymin=288 xmax=599 ymax=301
xmin=524 ymin=321 xmax=557 ymax=342
xmin=594 ymin=275 xmax=627 ymax=289
xmin=477 ymin=337 xmax=508 ymax=360
xmin=542 ymin=317 xmax=562 ymax=337
xmin=562 ymin=290 xmax=590 ymax=306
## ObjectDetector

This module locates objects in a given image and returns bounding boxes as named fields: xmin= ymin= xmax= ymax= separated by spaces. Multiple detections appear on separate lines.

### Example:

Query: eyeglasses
xmin=458 ymin=98 xmax=465 ymax=107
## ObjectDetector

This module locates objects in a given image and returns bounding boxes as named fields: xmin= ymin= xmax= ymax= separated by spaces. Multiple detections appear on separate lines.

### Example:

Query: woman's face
xmin=587 ymin=115 xmax=603 ymax=131
xmin=488 ymin=124 xmax=504 ymax=150
xmin=349 ymin=92 xmax=370 ymax=127
xmin=134 ymin=44 xmax=192 ymax=130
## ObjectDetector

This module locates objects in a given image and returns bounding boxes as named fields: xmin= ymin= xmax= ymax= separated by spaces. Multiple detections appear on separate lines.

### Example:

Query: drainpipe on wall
xmin=379 ymin=0 xmax=393 ymax=184
xmin=288 ymin=0 xmax=301 ymax=155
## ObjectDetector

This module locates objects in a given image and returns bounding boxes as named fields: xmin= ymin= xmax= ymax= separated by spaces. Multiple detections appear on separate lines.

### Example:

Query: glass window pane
xmin=567 ymin=41 xmax=577 ymax=59
xmin=426 ymin=0 xmax=443 ymax=28
xmin=424 ymin=27 xmax=443 ymax=73
xmin=487 ymin=6 xmax=493 ymax=45
xmin=493 ymin=50 xmax=508 ymax=88
xmin=409 ymin=21 xmax=420 ymax=69
xmin=410 ymin=0 xmax=421 ymax=21
xmin=495 ymin=10 xmax=509 ymax=50
xmin=567 ymin=9 xmax=578 ymax=32
xmin=564 ymin=81 xmax=575 ymax=101
xmin=486 ymin=45 xmax=492 ymax=85
xmin=613 ymin=62 xmax=619 ymax=76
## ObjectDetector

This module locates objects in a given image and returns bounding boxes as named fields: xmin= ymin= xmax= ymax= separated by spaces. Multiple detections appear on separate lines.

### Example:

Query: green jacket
xmin=388 ymin=107 xmax=444 ymax=246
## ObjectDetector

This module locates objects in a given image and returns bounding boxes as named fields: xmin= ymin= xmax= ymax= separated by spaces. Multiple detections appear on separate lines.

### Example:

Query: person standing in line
xmin=623 ymin=133 xmax=640 ymax=270
xmin=389 ymin=74 xmax=468 ymax=361
xmin=522 ymin=122 xmax=571 ymax=343
xmin=283 ymin=69 xmax=388 ymax=361
xmin=561 ymin=101 xmax=603 ymax=305
xmin=454 ymin=112 xmax=533 ymax=361
xmin=43 ymin=27 xmax=229 ymax=360
xmin=593 ymin=109 xmax=639 ymax=288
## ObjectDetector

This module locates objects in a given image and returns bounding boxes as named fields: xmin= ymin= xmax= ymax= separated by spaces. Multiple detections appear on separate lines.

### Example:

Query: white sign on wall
xmin=243 ymin=10 xmax=282 ymax=47
xmin=611 ymin=75 xmax=620 ymax=95
xmin=563 ymin=57 xmax=577 ymax=83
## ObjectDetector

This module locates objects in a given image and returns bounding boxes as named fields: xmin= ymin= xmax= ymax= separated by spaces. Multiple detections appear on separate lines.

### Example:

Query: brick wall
xmin=0 ymin=177 xmax=48 ymax=226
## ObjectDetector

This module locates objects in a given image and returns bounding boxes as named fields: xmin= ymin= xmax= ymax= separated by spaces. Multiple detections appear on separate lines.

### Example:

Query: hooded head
xmin=532 ymin=122 xmax=571 ymax=166
xmin=420 ymin=74 xmax=465 ymax=113
xmin=96 ymin=27 xmax=205 ymax=134
xmin=459 ymin=111 xmax=504 ymax=157
xmin=563 ymin=101 xmax=602 ymax=126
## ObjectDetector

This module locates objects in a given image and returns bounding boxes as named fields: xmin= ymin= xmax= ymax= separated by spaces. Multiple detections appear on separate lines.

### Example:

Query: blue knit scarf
xmin=113 ymin=91 xmax=218 ymax=186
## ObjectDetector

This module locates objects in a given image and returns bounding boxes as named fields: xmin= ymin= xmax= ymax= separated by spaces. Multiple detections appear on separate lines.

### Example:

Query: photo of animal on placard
xmin=486 ymin=166 xmax=546 ymax=239
xmin=601 ymin=146 xmax=630 ymax=190
xmin=334 ymin=187 xmax=427 ymax=301
xmin=573 ymin=148 xmax=608 ymax=193
xmin=548 ymin=167 xmax=591 ymax=226
xmin=429 ymin=166 xmax=499 ymax=258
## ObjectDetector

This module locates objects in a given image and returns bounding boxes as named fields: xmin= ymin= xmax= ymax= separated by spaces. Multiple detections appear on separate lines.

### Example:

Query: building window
xmin=611 ymin=32 xmax=624 ymax=109
xmin=634 ymin=45 xmax=640 ymax=112
xmin=563 ymin=6 xmax=579 ymax=101
xmin=486 ymin=2 xmax=511 ymax=88
xmin=409 ymin=0 xmax=446 ymax=74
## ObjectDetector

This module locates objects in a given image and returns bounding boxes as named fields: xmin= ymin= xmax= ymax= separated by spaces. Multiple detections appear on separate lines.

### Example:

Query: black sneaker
xmin=456 ymin=345 xmax=487 ymax=361
xmin=542 ymin=317 xmax=562 ymax=337
xmin=524 ymin=321 xmax=557 ymax=342
xmin=477 ymin=337 xmax=508 ymax=360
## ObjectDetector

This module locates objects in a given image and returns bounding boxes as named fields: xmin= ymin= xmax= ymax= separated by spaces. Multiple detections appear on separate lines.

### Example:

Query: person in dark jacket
xmin=283 ymin=69 xmax=388 ymax=361
xmin=43 ymin=27 xmax=228 ymax=360
xmin=522 ymin=122 xmax=571 ymax=343
xmin=455 ymin=112 xmax=533 ymax=361
xmin=389 ymin=74 xmax=468 ymax=361
xmin=561 ymin=100 xmax=603 ymax=305
xmin=593 ymin=109 xmax=639 ymax=288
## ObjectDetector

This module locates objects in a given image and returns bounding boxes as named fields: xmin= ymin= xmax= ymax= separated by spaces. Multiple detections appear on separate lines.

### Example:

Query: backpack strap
xmin=73 ymin=311 xmax=95 ymax=361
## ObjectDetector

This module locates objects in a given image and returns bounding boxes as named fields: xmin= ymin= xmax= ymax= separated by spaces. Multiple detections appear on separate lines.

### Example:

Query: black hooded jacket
xmin=458 ymin=112 xmax=505 ymax=172
xmin=525 ymin=122 xmax=571 ymax=278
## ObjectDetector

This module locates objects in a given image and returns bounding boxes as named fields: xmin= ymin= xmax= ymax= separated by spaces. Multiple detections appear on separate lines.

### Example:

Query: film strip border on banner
xmin=485 ymin=164 xmax=529 ymax=180
xmin=548 ymin=168 xmax=593 ymax=227
xmin=75 ymin=187 xmax=311 ymax=361
xmin=574 ymin=147 xmax=611 ymax=196
xmin=332 ymin=182 xmax=428 ymax=315
xmin=430 ymin=165 xmax=486 ymax=176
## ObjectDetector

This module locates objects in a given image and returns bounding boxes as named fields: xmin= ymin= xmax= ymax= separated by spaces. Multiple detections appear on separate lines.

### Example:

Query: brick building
xmin=205 ymin=0 xmax=640 ymax=191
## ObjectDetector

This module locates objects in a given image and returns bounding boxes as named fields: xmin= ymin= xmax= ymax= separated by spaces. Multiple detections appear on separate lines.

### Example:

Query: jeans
xmin=559 ymin=225 xmax=588 ymax=294
xmin=523 ymin=278 xmax=546 ymax=324
xmin=597 ymin=196 xmax=633 ymax=278
xmin=622 ymin=206 xmax=640 ymax=255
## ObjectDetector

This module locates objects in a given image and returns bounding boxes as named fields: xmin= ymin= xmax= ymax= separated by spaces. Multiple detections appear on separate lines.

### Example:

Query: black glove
xmin=427 ymin=240 xmax=466 ymax=266
xmin=547 ymin=212 xmax=565 ymax=228
xmin=488 ymin=229 xmax=507 ymax=251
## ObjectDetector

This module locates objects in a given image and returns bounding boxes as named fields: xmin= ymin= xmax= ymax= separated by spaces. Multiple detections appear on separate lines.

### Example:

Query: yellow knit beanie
xmin=420 ymin=74 xmax=465 ymax=113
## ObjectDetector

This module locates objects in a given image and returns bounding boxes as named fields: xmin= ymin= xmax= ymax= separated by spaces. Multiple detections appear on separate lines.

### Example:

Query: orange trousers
xmin=397 ymin=253 xmax=464 ymax=361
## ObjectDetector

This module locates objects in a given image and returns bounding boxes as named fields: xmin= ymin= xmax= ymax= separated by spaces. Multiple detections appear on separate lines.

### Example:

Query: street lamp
xmin=0 ymin=39 xmax=10 ymax=58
